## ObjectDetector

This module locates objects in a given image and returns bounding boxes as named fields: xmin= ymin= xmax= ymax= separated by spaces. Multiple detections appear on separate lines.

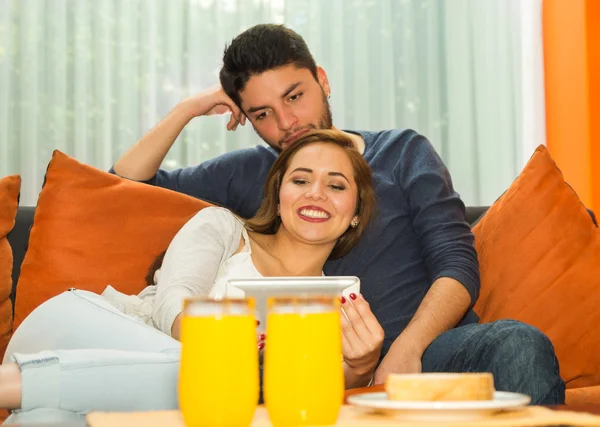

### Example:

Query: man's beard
xmin=257 ymin=91 xmax=333 ymax=152
xmin=317 ymin=90 xmax=334 ymax=129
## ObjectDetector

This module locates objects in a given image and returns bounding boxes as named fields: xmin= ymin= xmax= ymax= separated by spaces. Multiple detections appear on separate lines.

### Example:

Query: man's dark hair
xmin=219 ymin=24 xmax=318 ymax=109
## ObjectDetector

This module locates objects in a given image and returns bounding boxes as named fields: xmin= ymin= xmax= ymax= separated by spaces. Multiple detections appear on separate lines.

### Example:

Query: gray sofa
xmin=7 ymin=206 xmax=35 ymax=313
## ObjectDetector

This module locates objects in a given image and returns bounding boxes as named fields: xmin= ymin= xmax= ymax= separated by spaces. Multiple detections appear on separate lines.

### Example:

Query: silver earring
xmin=326 ymin=93 xmax=331 ymax=99
xmin=351 ymin=219 xmax=359 ymax=228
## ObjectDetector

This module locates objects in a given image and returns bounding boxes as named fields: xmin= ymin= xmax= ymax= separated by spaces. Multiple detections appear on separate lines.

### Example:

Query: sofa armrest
xmin=566 ymin=384 xmax=600 ymax=406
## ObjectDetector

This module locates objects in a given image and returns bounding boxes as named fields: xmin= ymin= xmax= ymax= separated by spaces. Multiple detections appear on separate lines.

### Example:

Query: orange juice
xmin=264 ymin=302 xmax=343 ymax=427
xmin=179 ymin=301 xmax=258 ymax=427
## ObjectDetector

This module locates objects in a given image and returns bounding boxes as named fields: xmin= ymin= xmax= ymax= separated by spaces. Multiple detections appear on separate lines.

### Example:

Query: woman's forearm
xmin=170 ymin=313 xmax=183 ymax=341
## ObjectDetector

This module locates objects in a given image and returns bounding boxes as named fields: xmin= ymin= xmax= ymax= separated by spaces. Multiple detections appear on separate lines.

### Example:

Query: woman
xmin=0 ymin=130 xmax=383 ymax=423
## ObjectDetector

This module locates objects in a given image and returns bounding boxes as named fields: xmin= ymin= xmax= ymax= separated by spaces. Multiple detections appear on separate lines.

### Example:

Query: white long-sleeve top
xmin=102 ymin=207 xmax=262 ymax=336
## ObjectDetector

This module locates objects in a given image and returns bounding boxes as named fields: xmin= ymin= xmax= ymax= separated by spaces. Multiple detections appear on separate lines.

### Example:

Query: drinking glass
xmin=264 ymin=296 xmax=344 ymax=427
xmin=179 ymin=297 xmax=259 ymax=427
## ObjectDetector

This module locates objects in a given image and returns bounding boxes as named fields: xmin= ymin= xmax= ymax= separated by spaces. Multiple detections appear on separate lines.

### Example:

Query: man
xmin=113 ymin=24 xmax=564 ymax=403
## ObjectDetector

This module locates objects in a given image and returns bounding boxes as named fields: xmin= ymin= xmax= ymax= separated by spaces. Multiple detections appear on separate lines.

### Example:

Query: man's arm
xmin=113 ymin=86 xmax=245 ymax=181
xmin=373 ymin=278 xmax=470 ymax=383
xmin=373 ymin=132 xmax=479 ymax=384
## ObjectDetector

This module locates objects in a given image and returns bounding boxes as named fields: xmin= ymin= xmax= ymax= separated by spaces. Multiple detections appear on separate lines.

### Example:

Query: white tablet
xmin=226 ymin=276 xmax=360 ymax=332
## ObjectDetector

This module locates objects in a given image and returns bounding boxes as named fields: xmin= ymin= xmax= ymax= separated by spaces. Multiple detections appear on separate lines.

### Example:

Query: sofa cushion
xmin=0 ymin=175 xmax=20 ymax=359
xmin=472 ymin=145 xmax=600 ymax=390
xmin=14 ymin=151 xmax=212 ymax=330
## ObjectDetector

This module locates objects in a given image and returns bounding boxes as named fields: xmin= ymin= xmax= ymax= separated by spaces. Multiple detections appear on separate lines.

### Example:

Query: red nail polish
xmin=259 ymin=333 xmax=266 ymax=341
xmin=350 ymin=293 xmax=357 ymax=300
xmin=340 ymin=296 xmax=346 ymax=304
xmin=258 ymin=342 xmax=265 ymax=350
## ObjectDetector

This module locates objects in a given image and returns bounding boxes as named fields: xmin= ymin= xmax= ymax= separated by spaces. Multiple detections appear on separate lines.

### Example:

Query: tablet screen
xmin=226 ymin=276 xmax=361 ymax=333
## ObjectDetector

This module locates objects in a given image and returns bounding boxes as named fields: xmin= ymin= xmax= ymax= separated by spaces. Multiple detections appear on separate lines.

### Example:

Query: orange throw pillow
xmin=0 ymin=175 xmax=21 ymax=359
xmin=14 ymin=151 xmax=212 ymax=329
xmin=472 ymin=145 xmax=600 ymax=390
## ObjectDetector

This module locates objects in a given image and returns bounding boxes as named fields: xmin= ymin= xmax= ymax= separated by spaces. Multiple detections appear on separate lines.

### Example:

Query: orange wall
xmin=543 ymin=0 xmax=599 ymax=211
xmin=588 ymin=0 xmax=600 ymax=213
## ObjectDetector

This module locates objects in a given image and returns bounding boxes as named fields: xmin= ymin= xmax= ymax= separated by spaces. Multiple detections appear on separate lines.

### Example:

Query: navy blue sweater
xmin=116 ymin=129 xmax=480 ymax=356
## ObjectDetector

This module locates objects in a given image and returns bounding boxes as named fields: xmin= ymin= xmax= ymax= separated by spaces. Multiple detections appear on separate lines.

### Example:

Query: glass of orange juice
xmin=264 ymin=296 xmax=344 ymax=427
xmin=179 ymin=297 xmax=259 ymax=427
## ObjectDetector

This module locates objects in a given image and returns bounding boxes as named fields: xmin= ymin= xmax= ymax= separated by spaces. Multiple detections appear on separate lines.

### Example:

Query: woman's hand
xmin=340 ymin=293 xmax=384 ymax=388
xmin=257 ymin=320 xmax=266 ymax=351
xmin=171 ymin=313 xmax=183 ymax=341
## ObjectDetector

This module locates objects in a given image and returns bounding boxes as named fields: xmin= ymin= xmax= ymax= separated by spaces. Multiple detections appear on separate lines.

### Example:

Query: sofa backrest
xmin=5 ymin=205 xmax=492 ymax=315
xmin=7 ymin=206 xmax=34 ymax=311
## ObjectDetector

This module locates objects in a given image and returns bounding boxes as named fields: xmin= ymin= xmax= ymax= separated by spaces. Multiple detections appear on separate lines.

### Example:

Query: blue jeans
xmin=421 ymin=320 xmax=565 ymax=404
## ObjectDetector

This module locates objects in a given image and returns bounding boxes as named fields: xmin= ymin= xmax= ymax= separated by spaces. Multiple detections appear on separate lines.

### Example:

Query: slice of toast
xmin=385 ymin=373 xmax=495 ymax=401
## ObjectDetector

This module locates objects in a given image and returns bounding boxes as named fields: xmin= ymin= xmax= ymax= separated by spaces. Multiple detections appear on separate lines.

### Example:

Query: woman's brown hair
xmin=245 ymin=129 xmax=376 ymax=260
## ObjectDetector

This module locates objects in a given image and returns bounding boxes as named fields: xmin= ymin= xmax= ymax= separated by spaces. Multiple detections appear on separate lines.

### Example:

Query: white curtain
xmin=0 ymin=0 xmax=545 ymax=207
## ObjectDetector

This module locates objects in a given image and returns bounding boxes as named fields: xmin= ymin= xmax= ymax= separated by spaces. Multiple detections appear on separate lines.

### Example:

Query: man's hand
xmin=372 ymin=277 xmax=472 ymax=385
xmin=341 ymin=293 xmax=384 ymax=388
xmin=373 ymin=340 xmax=423 ymax=385
xmin=179 ymin=86 xmax=247 ymax=131
xmin=114 ymin=85 xmax=247 ymax=180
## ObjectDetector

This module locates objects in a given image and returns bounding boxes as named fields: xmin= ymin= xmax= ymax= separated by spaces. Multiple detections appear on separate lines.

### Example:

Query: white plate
xmin=347 ymin=391 xmax=531 ymax=422
xmin=227 ymin=276 xmax=360 ymax=333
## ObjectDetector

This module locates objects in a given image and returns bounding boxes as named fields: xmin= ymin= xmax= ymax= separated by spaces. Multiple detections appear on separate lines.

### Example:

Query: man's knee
xmin=490 ymin=320 xmax=552 ymax=348
xmin=487 ymin=320 xmax=556 ymax=364
xmin=485 ymin=320 xmax=564 ymax=404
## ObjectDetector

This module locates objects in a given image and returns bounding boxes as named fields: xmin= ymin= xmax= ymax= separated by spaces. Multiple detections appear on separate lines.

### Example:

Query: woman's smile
xmin=297 ymin=205 xmax=331 ymax=222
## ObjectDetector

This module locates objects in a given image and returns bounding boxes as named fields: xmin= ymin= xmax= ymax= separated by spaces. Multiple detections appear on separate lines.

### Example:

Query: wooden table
xmin=4 ymin=386 xmax=600 ymax=426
